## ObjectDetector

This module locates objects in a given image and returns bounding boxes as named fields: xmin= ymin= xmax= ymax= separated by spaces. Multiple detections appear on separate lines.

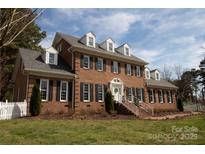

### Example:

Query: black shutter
xmin=140 ymin=66 xmax=143 ymax=77
xmin=118 ymin=62 xmax=121 ymax=74
xmin=68 ymin=82 xmax=72 ymax=101
xmin=142 ymin=88 xmax=145 ymax=102
xmin=136 ymin=88 xmax=139 ymax=100
xmin=153 ymin=90 xmax=156 ymax=103
xmin=125 ymin=64 xmax=127 ymax=75
xmin=163 ymin=90 xmax=166 ymax=103
xmin=103 ymin=59 xmax=106 ymax=71
xmin=80 ymin=83 xmax=83 ymax=102
xmin=104 ymin=84 xmax=108 ymax=94
xmin=148 ymin=89 xmax=151 ymax=103
xmin=49 ymin=80 xmax=53 ymax=101
xmin=90 ymin=84 xmax=93 ymax=102
xmin=126 ymin=88 xmax=129 ymax=101
xmin=95 ymin=84 xmax=98 ymax=102
xmin=171 ymin=91 xmax=173 ymax=103
xmin=80 ymin=55 xmax=84 ymax=68
xmin=56 ymin=81 xmax=60 ymax=101
xmin=95 ymin=58 xmax=98 ymax=70
xmin=111 ymin=61 xmax=113 ymax=72
xmin=132 ymin=87 xmax=135 ymax=96
xmin=90 ymin=57 xmax=93 ymax=69
xmin=131 ymin=65 xmax=134 ymax=76
xmin=158 ymin=90 xmax=161 ymax=103
xmin=36 ymin=79 xmax=40 ymax=87
xmin=166 ymin=91 xmax=169 ymax=103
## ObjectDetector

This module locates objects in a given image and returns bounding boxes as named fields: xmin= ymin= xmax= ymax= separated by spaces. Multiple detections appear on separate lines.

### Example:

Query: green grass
xmin=0 ymin=116 xmax=204 ymax=144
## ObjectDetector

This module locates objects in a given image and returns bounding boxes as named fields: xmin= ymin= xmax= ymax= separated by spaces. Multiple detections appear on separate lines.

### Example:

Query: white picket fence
xmin=0 ymin=100 xmax=27 ymax=120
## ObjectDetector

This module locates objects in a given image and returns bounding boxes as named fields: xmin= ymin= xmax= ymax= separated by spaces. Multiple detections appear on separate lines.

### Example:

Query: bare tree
xmin=173 ymin=64 xmax=183 ymax=80
xmin=0 ymin=8 xmax=45 ymax=99
xmin=161 ymin=64 xmax=173 ymax=81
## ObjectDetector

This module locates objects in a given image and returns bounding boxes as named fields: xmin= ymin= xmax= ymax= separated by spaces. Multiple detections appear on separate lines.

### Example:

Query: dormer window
xmin=49 ymin=53 xmax=55 ymax=64
xmin=156 ymin=72 xmax=160 ymax=80
xmin=88 ymin=37 xmax=94 ymax=46
xmin=125 ymin=47 xmax=129 ymax=56
xmin=45 ymin=47 xmax=58 ymax=65
xmin=108 ymin=42 xmax=113 ymax=51
xmin=145 ymin=70 xmax=150 ymax=79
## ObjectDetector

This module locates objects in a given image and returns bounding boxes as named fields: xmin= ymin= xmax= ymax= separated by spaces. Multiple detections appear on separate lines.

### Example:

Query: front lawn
xmin=0 ymin=116 xmax=204 ymax=144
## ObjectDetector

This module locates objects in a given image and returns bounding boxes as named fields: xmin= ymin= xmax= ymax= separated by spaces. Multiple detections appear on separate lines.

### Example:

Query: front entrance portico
xmin=110 ymin=78 xmax=124 ymax=103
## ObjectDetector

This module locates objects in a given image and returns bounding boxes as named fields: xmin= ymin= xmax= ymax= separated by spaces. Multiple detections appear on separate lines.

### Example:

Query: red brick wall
xmin=73 ymin=51 xmax=147 ymax=113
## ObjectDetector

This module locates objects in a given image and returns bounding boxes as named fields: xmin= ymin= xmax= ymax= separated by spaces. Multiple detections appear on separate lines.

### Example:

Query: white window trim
xmin=98 ymin=84 xmax=104 ymax=102
xmin=159 ymin=90 xmax=164 ymax=103
xmin=168 ymin=91 xmax=172 ymax=103
xmin=136 ymin=66 xmax=141 ymax=77
xmin=88 ymin=36 xmax=94 ymax=47
xmin=155 ymin=72 xmax=160 ymax=80
xmin=113 ymin=61 xmax=118 ymax=73
xmin=83 ymin=55 xmax=90 ymax=69
xmin=83 ymin=83 xmax=90 ymax=102
xmin=40 ymin=79 xmax=49 ymax=101
xmin=48 ymin=53 xmax=55 ymax=64
xmin=125 ymin=47 xmax=130 ymax=56
xmin=146 ymin=70 xmax=150 ymax=79
xmin=97 ymin=58 xmax=103 ymax=71
xmin=127 ymin=88 xmax=133 ymax=102
xmin=108 ymin=42 xmax=113 ymax=52
xmin=149 ymin=89 xmax=154 ymax=103
xmin=127 ymin=64 xmax=131 ymax=75
xmin=60 ymin=81 xmax=68 ymax=102
xmin=139 ymin=89 xmax=143 ymax=102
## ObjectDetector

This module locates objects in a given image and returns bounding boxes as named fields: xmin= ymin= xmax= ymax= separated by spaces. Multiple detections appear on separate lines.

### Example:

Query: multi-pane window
xmin=88 ymin=37 xmax=94 ymax=46
xmin=83 ymin=55 xmax=90 ymax=69
xmin=127 ymin=64 xmax=131 ymax=75
xmin=97 ymin=85 xmax=104 ymax=102
xmin=49 ymin=53 xmax=55 ymax=64
xmin=83 ymin=83 xmax=90 ymax=102
xmin=60 ymin=81 xmax=68 ymax=101
xmin=137 ymin=88 xmax=143 ymax=102
xmin=167 ymin=91 xmax=172 ymax=103
xmin=159 ymin=90 xmax=163 ymax=103
xmin=149 ymin=89 xmax=154 ymax=103
xmin=127 ymin=88 xmax=132 ymax=102
xmin=125 ymin=47 xmax=129 ymax=56
xmin=40 ymin=79 xmax=49 ymax=101
xmin=97 ymin=58 xmax=103 ymax=71
xmin=156 ymin=73 xmax=160 ymax=80
xmin=108 ymin=42 xmax=113 ymax=51
xmin=136 ymin=66 xmax=141 ymax=77
xmin=145 ymin=70 xmax=150 ymax=79
xmin=113 ymin=61 xmax=118 ymax=73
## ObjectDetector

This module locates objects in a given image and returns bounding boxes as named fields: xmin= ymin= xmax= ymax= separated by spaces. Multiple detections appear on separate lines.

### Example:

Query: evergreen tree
xmin=30 ymin=84 xmax=41 ymax=116
xmin=105 ymin=89 xmax=114 ymax=113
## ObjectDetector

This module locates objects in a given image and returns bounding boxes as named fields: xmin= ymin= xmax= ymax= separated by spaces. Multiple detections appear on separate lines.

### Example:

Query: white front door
xmin=112 ymin=85 xmax=122 ymax=102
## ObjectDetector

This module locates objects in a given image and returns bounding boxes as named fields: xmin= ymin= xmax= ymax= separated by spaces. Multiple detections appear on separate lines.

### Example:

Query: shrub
xmin=105 ymin=89 xmax=114 ymax=113
xmin=30 ymin=84 xmax=41 ymax=116
xmin=177 ymin=98 xmax=184 ymax=112
xmin=134 ymin=97 xmax=139 ymax=106
xmin=4 ymin=89 xmax=13 ymax=102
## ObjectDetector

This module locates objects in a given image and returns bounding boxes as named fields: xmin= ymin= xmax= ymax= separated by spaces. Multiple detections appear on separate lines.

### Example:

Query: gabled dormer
xmin=79 ymin=32 xmax=96 ymax=48
xmin=100 ymin=38 xmax=115 ymax=52
xmin=42 ymin=47 xmax=58 ymax=65
xmin=150 ymin=69 xmax=160 ymax=80
xmin=116 ymin=43 xmax=131 ymax=56
xmin=145 ymin=66 xmax=150 ymax=79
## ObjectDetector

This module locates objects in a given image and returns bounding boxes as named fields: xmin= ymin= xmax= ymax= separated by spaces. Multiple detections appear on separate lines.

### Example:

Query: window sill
xmin=97 ymin=70 xmax=103 ymax=72
xmin=83 ymin=100 xmax=90 ymax=103
xmin=83 ymin=67 xmax=90 ymax=70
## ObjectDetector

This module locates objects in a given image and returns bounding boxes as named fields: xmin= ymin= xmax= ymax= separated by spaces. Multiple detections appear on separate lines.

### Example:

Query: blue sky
xmin=37 ymin=8 xmax=205 ymax=71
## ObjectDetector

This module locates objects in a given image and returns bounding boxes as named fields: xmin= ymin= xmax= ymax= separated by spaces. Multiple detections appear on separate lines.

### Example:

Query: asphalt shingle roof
xmin=146 ymin=78 xmax=178 ymax=89
xmin=56 ymin=32 xmax=148 ymax=65
xmin=19 ymin=48 xmax=75 ymax=77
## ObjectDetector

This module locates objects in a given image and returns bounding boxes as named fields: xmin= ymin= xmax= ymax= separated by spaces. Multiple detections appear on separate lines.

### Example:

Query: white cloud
xmin=136 ymin=49 xmax=162 ymax=62
xmin=85 ymin=12 xmax=140 ymax=39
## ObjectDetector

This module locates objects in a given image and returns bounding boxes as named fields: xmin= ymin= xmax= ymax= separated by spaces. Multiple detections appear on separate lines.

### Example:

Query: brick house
xmin=12 ymin=32 xmax=178 ymax=116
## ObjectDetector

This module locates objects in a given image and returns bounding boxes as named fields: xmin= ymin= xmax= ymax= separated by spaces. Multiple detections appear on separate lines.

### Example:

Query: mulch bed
xmin=22 ymin=113 xmax=137 ymax=120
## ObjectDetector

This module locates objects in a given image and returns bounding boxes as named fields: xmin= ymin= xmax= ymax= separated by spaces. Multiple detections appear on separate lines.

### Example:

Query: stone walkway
xmin=141 ymin=111 xmax=204 ymax=120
